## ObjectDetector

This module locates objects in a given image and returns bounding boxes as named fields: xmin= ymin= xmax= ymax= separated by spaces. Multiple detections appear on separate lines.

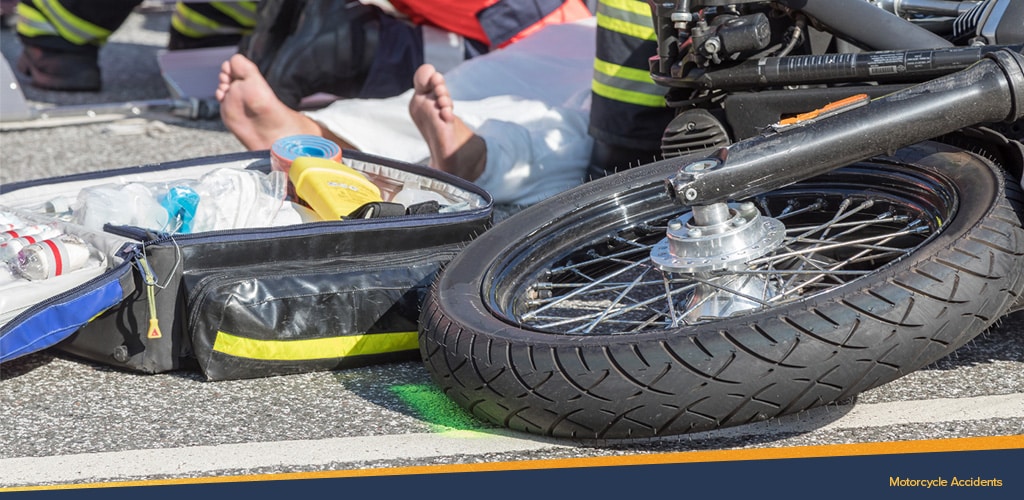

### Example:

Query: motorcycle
xmin=416 ymin=0 xmax=1024 ymax=440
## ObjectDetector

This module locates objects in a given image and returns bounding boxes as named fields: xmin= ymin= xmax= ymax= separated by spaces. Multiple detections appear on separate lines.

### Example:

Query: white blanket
xmin=304 ymin=17 xmax=596 ymax=206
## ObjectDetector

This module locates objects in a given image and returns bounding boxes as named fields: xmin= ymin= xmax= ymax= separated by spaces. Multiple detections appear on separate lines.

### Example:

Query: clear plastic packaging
xmin=391 ymin=186 xmax=454 ymax=208
xmin=70 ymin=168 xmax=288 ymax=234
xmin=73 ymin=183 xmax=170 ymax=232
xmin=1 ymin=211 xmax=27 ymax=228
xmin=0 ymin=261 xmax=15 ymax=285
xmin=189 ymin=168 xmax=288 ymax=232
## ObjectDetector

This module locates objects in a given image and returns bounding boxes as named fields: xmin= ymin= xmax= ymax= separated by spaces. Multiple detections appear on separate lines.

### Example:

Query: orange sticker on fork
xmin=774 ymin=93 xmax=870 ymax=129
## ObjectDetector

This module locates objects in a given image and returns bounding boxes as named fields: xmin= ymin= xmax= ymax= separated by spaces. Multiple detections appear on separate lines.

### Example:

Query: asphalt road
xmin=0 ymin=5 xmax=1022 ymax=490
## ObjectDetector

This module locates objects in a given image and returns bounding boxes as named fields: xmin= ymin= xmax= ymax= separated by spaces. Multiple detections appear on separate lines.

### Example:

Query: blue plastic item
xmin=161 ymin=185 xmax=201 ymax=234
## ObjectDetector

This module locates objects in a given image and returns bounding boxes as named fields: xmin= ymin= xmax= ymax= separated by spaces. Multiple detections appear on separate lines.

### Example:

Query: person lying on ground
xmin=216 ymin=17 xmax=597 ymax=207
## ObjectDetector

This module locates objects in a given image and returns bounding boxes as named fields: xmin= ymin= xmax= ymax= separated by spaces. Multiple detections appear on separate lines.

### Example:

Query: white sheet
xmin=305 ymin=17 xmax=596 ymax=206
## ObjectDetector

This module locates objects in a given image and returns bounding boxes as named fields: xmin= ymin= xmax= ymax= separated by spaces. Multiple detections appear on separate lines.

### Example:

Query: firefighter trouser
xmin=16 ymin=1 xmax=256 ymax=52
xmin=171 ymin=1 xmax=257 ymax=46
xmin=587 ymin=0 xmax=674 ymax=174
xmin=16 ymin=0 xmax=141 ymax=52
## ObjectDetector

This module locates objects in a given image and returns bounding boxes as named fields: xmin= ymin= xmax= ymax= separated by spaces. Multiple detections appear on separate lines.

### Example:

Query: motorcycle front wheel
xmin=419 ymin=142 xmax=1024 ymax=440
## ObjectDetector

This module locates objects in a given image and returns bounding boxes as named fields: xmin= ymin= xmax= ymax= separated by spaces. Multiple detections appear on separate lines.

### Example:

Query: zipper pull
xmin=137 ymin=254 xmax=162 ymax=339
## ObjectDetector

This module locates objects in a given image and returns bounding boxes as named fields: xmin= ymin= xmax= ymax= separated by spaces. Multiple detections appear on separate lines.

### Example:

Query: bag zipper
xmin=136 ymin=253 xmax=162 ymax=339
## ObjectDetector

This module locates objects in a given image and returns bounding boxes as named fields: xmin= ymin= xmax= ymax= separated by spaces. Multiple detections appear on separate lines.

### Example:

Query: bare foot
xmin=216 ymin=53 xmax=325 ymax=150
xmin=408 ymin=64 xmax=486 ymax=181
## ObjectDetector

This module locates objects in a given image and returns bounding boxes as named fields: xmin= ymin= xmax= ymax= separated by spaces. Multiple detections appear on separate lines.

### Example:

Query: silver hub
xmin=651 ymin=201 xmax=785 ymax=273
xmin=682 ymin=274 xmax=778 ymax=321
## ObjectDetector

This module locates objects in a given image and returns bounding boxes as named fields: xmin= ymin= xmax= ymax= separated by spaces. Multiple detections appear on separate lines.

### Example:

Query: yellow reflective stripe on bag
xmin=212 ymin=330 xmax=420 ymax=361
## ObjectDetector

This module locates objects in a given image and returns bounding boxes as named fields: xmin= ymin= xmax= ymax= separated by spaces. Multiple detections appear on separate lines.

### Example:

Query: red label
xmin=42 ymin=239 xmax=62 ymax=276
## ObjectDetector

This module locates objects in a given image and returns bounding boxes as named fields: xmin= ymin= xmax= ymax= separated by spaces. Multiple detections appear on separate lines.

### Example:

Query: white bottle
xmin=12 ymin=234 xmax=105 ymax=281
xmin=22 ymin=196 xmax=74 ymax=220
xmin=0 ymin=224 xmax=54 ymax=244
xmin=0 ymin=227 xmax=63 ymax=261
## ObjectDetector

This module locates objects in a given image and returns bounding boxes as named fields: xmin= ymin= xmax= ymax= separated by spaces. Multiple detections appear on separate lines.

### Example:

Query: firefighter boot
xmin=16 ymin=44 xmax=100 ymax=91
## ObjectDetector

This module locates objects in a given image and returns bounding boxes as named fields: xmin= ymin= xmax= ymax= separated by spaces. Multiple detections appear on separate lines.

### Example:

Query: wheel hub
xmin=651 ymin=201 xmax=785 ymax=273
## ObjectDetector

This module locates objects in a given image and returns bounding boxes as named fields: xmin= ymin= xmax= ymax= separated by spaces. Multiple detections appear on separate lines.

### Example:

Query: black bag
xmin=0 ymin=150 xmax=492 ymax=380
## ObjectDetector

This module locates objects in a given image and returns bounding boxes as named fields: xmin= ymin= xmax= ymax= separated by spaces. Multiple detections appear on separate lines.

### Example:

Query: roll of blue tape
xmin=271 ymin=135 xmax=342 ymax=172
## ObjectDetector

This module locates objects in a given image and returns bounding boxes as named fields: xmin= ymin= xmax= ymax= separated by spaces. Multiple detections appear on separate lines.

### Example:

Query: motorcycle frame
xmin=645 ymin=0 xmax=1024 ymax=207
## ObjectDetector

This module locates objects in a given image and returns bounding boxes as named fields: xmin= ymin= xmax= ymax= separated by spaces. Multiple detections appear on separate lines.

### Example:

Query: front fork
xmin=653 ymin=48 xmax=1024 ymax=283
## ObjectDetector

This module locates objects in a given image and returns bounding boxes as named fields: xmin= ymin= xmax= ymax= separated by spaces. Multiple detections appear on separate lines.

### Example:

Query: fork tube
xmin=667 ymin=49 xmax=1024 ymax=206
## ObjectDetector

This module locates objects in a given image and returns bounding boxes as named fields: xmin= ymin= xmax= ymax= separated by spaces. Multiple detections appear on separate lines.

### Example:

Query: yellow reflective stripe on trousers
xmin=592 ymin=79 xmax=666 ymax=107
xmin=596 ymin=0 xmax=655 ymax=40
xmin=172 ymin=2 xmax=248 ymax=38
xmin=600 ymin=0 xmax=653 ymax=17
xmin=212 ymin=331 xmax=419 ymax=361
xmin=35 ymin=0 xmax=112 ymax=45
xmin=592 ymin=59 xmax=665 ymax=107
xmin=15 ymin=3 xmax=58 ymax=38
xmin=211 ymin=1 xmax=258 ymax=28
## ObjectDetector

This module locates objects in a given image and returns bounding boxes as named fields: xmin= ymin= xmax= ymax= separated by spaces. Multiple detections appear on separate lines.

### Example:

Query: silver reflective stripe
xmin=597 ymin=0 xmax=653 ymax=27
xmin=36 ymin=0 xmax=110 ymax=45
xmin=17 ymin=15 xmax=59 ymax=37
xmin=211 ymin=1 xmax=258 ymax=28
xmin=173 ymin=9 xmax=249 ymax=37
xmin=593 ymin=67 xmax=663 ymax=96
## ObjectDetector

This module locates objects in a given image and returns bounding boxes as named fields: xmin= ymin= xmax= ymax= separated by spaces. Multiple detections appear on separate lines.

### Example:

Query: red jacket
xmin=388 ymin=0 xmax=592 ymax=48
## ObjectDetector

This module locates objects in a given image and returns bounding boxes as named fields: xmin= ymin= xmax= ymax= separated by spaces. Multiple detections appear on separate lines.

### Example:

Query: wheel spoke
xmin=498 ymin=178 xmax=945 ymax=335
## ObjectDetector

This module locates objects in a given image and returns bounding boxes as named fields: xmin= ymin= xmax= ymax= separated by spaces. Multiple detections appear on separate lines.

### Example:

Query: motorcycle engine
xmin=954 ymin=0 xmax=1024 ymax=44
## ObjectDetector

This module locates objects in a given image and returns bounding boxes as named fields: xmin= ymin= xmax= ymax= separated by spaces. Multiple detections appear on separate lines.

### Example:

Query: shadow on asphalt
xmin=0 ymin=21 xmax=228 ymax=133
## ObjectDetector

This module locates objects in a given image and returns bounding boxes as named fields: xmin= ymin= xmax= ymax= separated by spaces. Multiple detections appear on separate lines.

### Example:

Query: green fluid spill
xmin=391 ymin=384 xmax=488 ymax=432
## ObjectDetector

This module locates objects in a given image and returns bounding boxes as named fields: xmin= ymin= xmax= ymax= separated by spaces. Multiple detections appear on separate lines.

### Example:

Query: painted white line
xmin=0 ymin=430 xmax=568 ymax=487
xmin=2 ymin=393 xmax=1021 ymax=487
xmin=678 ymin=393 xmax=1024 ymax=442
xmin=821 ymin=393 xmax=1024 ymax=429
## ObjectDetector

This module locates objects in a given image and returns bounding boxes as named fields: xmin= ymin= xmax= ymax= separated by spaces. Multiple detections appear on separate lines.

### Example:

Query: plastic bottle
xmin=12 ymin=234 xmax=105 ymax=281
xmin=0 ymin=227 xmax=63 ymax=261
xmin=22 ymin=196 xmax=74 ymax=219
xmin=0 ymin=224 xmax=56 ymax=243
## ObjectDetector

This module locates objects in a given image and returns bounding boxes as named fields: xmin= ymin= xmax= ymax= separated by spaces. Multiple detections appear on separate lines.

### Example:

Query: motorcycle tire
xmin=419 ymin=141 xmax=1024 ymax=440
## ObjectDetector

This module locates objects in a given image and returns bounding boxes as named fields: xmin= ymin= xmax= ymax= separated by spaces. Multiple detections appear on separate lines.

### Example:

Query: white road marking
xmin=2 ymin=393 xmax=1021 ymax=487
